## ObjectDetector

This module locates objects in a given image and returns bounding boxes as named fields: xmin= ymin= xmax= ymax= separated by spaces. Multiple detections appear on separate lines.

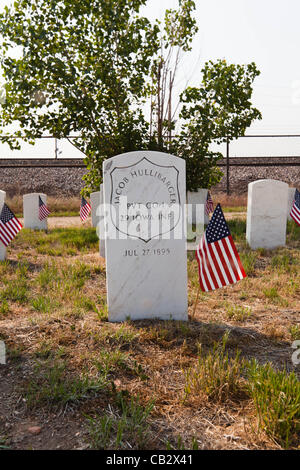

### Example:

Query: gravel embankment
xmin=0 ymin=157 xmax=299 ymax=196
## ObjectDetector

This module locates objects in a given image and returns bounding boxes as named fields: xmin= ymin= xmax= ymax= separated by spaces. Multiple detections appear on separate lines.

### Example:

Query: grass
xmin=7 ymin=195 xmax=81 ymax=217
xmin=289 ymin=325 xmax=300 ymax=341
xmin=0 ymin=279 xmax=28 ymax=304
xmin=14 ymin=227 xmax=98 ymax=256
xmin=240 ymin=251 xmax=257 ymax=276
xmin=184 ymin=333 xmax=247 ymax=402
xmin=0 ymin=217 xmax=299 ymax=450
xmin=247 ymin=360 xmax=300 ymax=448
xmin=31 ymin=296 xmax=57 ymax=314
xmin=224 ymin=304 xmax=252 ymax=322
xmin=0 ymin=299 xmax=10 ymax=316
xmin=87 ymin=395 xmax=155 ymax=450
xmin=24 ymin=359 xmax=107 ymax=409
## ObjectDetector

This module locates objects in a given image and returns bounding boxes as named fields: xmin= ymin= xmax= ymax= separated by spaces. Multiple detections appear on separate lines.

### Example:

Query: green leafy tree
xmin=0 ymin=1 xmax=261 ymax=193
xmin=0 ymin=0 xmax=160 ymax=193
xmin=172 ymin=60 xmax=262 ymax=191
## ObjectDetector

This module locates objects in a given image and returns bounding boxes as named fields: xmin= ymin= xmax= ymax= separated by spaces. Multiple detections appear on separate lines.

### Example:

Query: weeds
xmin=24 ymin=360 xmax=107 ymax=408
xmin=87 ymin=395 xmax=154 ymax=449
xmin=289 ymin=324 xmax=300 ymax=341
xmin=263 ymin=287 xmax=280 ymax=302
xmin=271 ymin=253 xmax=298 ymax=273
xmin=93 ymin=349 xmax=128 ymax=379
xmin=240 ymin=252 xmax=257 ymax=276
xmin=31 ymin=296 xmax=56 ymax=314
xmin=184 ymin=332 xmax=246 ymax=402
xmin=166 ymin=435 xmax=199 ymax=450
xmin=247 ymin=360 xmax=300 ymax=448
xmin=1 ymin=279 xmax=28 ymax=304
xmin=0 ymin=299 xmax=10 ymax=316
xmin=225 ymin=304 xmax=252 ymax=322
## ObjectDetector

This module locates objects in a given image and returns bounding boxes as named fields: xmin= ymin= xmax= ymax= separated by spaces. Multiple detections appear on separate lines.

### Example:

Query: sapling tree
xmin=0 ymin=1 xmax=261 ymax=193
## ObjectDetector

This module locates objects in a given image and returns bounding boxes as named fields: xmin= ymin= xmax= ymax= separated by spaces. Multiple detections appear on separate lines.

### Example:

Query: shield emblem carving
xmin=109 ymin=157 xmax=181 ymax=242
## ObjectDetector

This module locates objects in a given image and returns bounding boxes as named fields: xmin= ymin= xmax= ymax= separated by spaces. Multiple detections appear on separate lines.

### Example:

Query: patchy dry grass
xmin=212 ymin=192 xmax=247 ymax=212
xmin=6 ymin=195 xmax=81 ymax=217
xmin=7 ymin=192 xmax=248 ymax=218
xmin=0 ymin=219 xmax=299 ymax=450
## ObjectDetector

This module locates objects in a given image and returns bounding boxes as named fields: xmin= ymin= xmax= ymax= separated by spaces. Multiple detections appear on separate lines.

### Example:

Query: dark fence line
xmin=1 ymin=156 xmax=299 ymax=169
xmin=0 ymin=159 xmax=86 ymax=168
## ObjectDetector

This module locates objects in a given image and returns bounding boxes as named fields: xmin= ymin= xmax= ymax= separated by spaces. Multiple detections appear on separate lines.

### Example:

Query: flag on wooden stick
xmin=80 ymin=196 xmax=91 ymax=222
xmin=195 ymin=204 xmax=246 ymax=292
xmin=38 ymin=196 xmax=51 ymax=221
xmin=0 ymin=204 xmax=23 ymax=247
xmin=290 ymin=189 xmax=300 ymax=226
xmin=205 ymin=191 xmax=214 ymax=216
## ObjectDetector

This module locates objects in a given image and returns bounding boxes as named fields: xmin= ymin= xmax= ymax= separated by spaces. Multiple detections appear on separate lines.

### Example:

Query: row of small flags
xmin=40 ymin=196 xmax=92 ymax=223
xmin=0 ymin=196 xmax=91 ymax=247
xmin=0 ymin=190 xmax=299 ymax=295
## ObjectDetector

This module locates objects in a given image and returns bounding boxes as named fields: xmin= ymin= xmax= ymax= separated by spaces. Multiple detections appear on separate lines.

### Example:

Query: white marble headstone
xmin=187 ymin=189 xmax=210 ymax=225
xmin=90 ymin=191 xmax=101 ymax=228
xmin=246 ymin=179 xmax=288 ymax=249
xmin=0 ymin=190 xmax=6 ymax=261
xmin=23 ymin=193 xmax=48 ymax=230
xmin=186 ymin=189 xmax=208 ymax=251
xmin=287 ymin=187 xmax=296 ymax=221
xmin=103 ymin=151 xmax=188 ymax=322
xmin=99 ymin=184 xmax=106 ymax=258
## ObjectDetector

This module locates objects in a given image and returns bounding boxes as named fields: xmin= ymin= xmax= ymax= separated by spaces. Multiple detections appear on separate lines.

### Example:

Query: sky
xmin=1 ymin=0 xmax=300 ymax=158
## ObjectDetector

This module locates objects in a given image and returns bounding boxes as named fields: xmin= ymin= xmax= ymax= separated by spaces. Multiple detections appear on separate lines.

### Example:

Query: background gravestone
xmin=90 ymin=191 xmax=100 ymax=228
xmin=103 ymin=151 xmax=188 ymax=322
xmin=187 ymin=189 xmax=210 ymax=225
xmin=99 ymin=184 xmax=106 ymax=258
xmin=186 ymin=203 xmax=204 ymax=251
xmin=287 ymin=187 xmax=296 ymax=221
xmin=246 ymin=179 xmax=288 ymax=249
xmin=0 ymin=190 xmax=6 ymax=261
xmin=23 ymin=193 xmax=48 ymax=230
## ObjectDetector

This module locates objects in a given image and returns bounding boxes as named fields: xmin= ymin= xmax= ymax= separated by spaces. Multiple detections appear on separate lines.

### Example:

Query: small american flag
xmin=80 ymin=196 xmax=91 ymax=222
xmin=38 ymin=196 xmax=51 ymax=221
xmin=0 ymin=204 xmax=23 ymax=247
xmin=205 ymin=191 xmax=214 ymax=216
xmin=196 ymin=204 xmax=246 ymax=292
xmin=290 ymin=189 xmax=300 ymax=226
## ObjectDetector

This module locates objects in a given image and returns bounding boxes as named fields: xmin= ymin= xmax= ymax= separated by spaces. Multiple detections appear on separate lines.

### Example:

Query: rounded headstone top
xmin=248 ymin=179 xmax=288 ymax=188
xmin=23 ymin=193 xmax=47 ymax=199
xmin=103 ymin=150 xmax=185 ymax=174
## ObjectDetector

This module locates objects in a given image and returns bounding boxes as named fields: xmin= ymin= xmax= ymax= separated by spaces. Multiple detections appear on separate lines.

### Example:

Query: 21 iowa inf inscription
xmin=109 ymin=156 xmax=182 ymax=243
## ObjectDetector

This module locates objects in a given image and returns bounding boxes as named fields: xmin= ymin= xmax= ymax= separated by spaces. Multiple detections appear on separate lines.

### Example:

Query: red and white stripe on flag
xmin=290 ymin=189 xmax=300 ymax=226
xmin=195 ymin=204 xmax=246 ymax=292
xmin=80 ymin=197 xmax=91 ymax=222
xmin=205 ymin=191 xmax=214 ymax=216
xmin=38 ymin=196 xmax=51 ymax=221
xmin=0 ymin=204 xmax=23 ymax=247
